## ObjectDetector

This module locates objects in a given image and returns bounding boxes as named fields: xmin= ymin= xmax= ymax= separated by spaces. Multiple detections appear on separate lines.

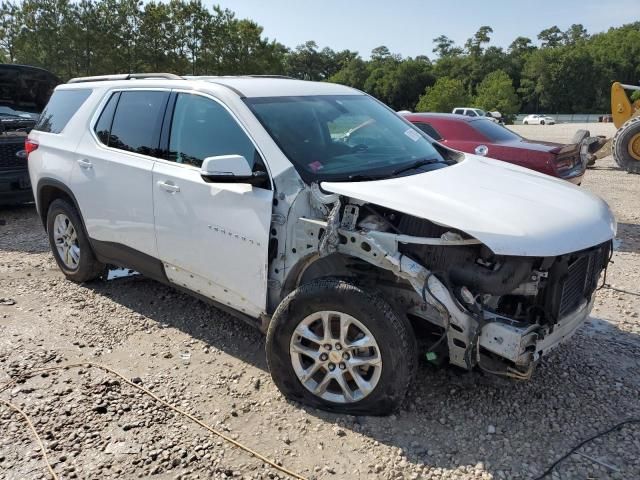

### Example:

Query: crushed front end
xmin=291 ymin=191 xmax=613 ymax=379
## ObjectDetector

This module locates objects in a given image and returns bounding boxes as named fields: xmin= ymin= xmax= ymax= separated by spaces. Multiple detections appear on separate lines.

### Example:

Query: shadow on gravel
xmin=83 ymin=274 xmax=640 ymax=479
xmin=89 ymin=275 xmax=269 ymax=370
xmin=615 ymin=222 xmax=640 ymax=254
xmin=0 ymin=204 xmax=49 ymax=254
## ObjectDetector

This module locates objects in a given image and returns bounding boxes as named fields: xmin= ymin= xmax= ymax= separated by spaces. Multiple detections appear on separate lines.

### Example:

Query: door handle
xmin=77 ymin=159 xmax=93 ymax=169
xmin=157 ymin=181 xmax=180 ymax=193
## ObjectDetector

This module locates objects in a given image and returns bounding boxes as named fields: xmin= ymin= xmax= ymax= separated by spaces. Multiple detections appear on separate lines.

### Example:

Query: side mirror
xmin=200 ymin=154 xmax=267 ymax=186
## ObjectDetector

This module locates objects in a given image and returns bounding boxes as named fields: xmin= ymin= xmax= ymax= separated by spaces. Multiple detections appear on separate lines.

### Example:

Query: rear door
xmin=152 ymin=91 xmax=273 ymax=317
xmin=71 ymin=89 xmax=169 ymax=258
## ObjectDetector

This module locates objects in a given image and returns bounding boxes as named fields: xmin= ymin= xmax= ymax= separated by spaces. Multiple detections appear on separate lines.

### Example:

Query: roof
xmin=61 ymin=74 xmax=362 ymax=98
xmin=199 ymin=76 xmax=361 ymax=98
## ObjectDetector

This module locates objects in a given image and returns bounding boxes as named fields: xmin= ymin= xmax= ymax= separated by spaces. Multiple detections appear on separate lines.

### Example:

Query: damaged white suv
xmin=28 ymin=74 xmax=616 ymax=415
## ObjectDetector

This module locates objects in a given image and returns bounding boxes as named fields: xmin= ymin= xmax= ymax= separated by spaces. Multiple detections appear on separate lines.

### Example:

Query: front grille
xmin=0 ymin=140 xmax=26 ymax=170
xmin=544 ymin=241 xmax=610 ymax=320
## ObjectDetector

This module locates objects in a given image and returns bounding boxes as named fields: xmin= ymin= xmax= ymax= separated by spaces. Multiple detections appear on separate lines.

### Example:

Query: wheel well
xmin=279 ymin=253 xmax=397 ymax=303
xmin=38 ymin=184 xmax=76 ymax=230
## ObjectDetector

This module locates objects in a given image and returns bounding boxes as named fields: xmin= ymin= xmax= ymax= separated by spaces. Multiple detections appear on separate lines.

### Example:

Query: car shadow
xmin=615 ymin=222 xmax=640 ymax=254
xmin=86 ymin=274 xmax=640 ymax=479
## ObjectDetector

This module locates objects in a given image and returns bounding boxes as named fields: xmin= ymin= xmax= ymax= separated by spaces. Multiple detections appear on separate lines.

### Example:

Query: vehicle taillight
xmin=24 ymin=139 xmax=39 ymax=157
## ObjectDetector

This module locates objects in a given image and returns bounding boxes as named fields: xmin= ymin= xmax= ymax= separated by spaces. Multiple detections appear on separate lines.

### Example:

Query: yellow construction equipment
xmin=610 ymin=82 xmax=640 ymax=173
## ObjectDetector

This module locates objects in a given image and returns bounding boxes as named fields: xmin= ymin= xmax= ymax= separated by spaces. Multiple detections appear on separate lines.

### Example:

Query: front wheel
xmin=540 ymin=120 xmax=545 ymax=125
xmin=523 ymin=121 xmax=528 ymax=125
xmin=266 ymin=279 xmax=417 ymax=415
xmin=46 ymin=198 xmax=105 ymax=282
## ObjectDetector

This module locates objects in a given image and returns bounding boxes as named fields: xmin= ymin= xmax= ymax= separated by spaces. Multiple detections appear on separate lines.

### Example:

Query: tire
xmin=540 ymin=120 xmax=545 ymax=125
xmin=523 ymin=121 xmax=528 ymax=125
xmin=612 ymin=116 xmax=640 ymax=174
xmin=46 ymin=198 xmax=105 ymax=282
xmin=266 ymin=278 xmax=417 ymax=416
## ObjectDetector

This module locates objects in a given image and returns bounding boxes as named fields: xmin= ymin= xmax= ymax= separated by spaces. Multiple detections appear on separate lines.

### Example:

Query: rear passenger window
xmin=94 ymin=92 xmax=119 ymax=145
xmin=414 ymin=123 xmax=442 ymax=141
xmin=109 ymin=91 xmax=169 ymax=156
xmin=33 ymin=89 xmax=92 ymax=134
xmin=168 ymin=93 xmax=257 ymax=168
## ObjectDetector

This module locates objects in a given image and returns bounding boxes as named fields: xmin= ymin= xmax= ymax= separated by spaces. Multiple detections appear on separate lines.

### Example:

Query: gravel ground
xmin=1 ymin=123 xmax=639 ymax=480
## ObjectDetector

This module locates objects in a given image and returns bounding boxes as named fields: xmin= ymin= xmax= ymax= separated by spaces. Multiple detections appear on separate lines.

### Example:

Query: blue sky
xmin=211 ymin=0 xmax=638 ymax=58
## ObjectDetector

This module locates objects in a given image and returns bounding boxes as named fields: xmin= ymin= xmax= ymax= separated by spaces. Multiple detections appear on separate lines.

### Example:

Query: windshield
xmin=0 ymin=106 xmax=38 ymax=120
xmin=245 ymin=95 xmax=446 ymax=181
xmin=471 ymin=118 xmax=521 ymax=142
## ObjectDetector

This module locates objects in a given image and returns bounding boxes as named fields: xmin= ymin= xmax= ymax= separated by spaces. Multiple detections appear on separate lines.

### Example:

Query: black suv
xmin=0 ymin=64 xmax=59 ymax=205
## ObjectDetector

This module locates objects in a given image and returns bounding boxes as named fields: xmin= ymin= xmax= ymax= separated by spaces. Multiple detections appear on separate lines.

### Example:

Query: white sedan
xmin=523 ymin=114 xmax=556 ymax=125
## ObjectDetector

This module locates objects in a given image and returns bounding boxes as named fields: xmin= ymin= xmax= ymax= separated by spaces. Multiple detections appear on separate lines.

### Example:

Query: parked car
xmin=402 ymin=113 xmax=586 ymax=184
xmin=28 ymin=74 xmax=615 ymax=415
xmin=0 ymin=64 xmax=59 ymax=205
xmin=452 ymin=107 xmax=499 ymax=123
xmin=522 ymin=114 xmax=556 ymax=125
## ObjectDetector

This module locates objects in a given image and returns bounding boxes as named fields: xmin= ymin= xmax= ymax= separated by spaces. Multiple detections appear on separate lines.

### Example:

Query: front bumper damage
xmin=480 ymin=298 xmax=593 ymax=368
xmin=295 ymin=199 xmax=600 ymax=378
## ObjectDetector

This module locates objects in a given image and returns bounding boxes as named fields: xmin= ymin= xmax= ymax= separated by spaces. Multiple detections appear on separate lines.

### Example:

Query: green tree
xmin=415 ymin=77 xmax=470 ymax=112
xmin=0 ymin=1 xmax=21 ymax=62
xmin=432 ymin=35 xmax=462 ymax=58
xmin=538 ymin=26 xmax=564 ymax=47
xmin=474 ymin=70 xmax=520 ymax=115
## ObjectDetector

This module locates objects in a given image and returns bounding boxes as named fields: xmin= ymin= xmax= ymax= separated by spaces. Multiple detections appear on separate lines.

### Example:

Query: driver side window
xmin=168 ymin=93 xmax=259 ymax=169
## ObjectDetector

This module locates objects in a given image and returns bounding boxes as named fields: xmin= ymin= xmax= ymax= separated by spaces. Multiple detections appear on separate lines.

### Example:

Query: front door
xmin=152 ymin=92 xmax=273 ymax=317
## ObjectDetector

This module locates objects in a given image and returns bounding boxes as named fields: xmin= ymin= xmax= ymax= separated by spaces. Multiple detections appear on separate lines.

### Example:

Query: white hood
xmin=322 ymin=155 xmax=616 ymax=257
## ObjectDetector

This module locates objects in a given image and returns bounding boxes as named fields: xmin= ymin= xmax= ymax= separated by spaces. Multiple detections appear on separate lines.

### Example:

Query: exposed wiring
xmin=533 ymin=418 xmax=640 ymax=479
xmin=601 ymin=285 xmax=640 ymax=297
xmin=597 ymin=239 xmax=615 ymax=291
xmin=0 ymin=362 xmax=308 ymax=480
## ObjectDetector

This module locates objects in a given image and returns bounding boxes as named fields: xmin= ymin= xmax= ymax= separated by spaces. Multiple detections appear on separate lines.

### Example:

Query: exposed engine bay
xmin=281 ymin=186 xmax=612 ymax=379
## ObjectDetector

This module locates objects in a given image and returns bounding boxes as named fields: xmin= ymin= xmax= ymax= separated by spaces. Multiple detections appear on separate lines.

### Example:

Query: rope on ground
xmin=0 ymin=397 xmax=59 ymax=480
xmin=0 ymin=362 xmax=308 ymax=480
xmin=533 ymin=418 xmax=640 ymax=479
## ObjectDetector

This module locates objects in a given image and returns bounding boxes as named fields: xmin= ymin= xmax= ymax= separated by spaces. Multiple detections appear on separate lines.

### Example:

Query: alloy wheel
xmin=289 ymin=310 xmax=382 ymax=403
xmin=53 ymin=213 xmax=80 ymax=270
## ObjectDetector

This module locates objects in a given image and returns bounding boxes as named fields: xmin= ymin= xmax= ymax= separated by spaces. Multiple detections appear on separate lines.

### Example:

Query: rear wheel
xmin=540 ymin=120 xmax=545 ymax=125
xmin=612 ymin=116 xmax=640 ymax=174
xmin=46 ymin=199 xmax=105 ymax=282
xmin=266 ymin=279 xmax=416 ymax=415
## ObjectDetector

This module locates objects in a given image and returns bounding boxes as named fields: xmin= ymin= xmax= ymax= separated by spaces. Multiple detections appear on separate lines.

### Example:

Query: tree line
xmin=1 ymin=0 xmax=639 ymax=114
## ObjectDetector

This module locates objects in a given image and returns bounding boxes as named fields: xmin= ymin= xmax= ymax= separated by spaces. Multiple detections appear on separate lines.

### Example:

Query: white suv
xmin=452 ymin=107 xmax=499 ymax=123
xmin=28 ymin=74 xmax=615 ymax=415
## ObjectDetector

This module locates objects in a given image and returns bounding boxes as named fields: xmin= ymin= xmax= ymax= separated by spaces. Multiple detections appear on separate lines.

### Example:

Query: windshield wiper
xmin=346 ymin=173 xmax=388 ymax=181
xmin=0 ymin=112 xmax=33 ymax=119
xmin=390 ymin=158 xmax=442 ymax=176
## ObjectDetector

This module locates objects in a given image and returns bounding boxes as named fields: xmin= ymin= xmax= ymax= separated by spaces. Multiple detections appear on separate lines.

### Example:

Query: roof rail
xmin=245 ymin=75 xmax=294 ymax=79
xmin=67 ymin=73 xmax=182 ymax=84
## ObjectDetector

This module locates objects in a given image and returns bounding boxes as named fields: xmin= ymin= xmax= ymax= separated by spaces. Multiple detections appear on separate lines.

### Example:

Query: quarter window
xmin=94 ymin=92 xmax=119 ymax=145
xmin=168 ymin=93 xmax=258 ymax=168
xmin=33 ymin=89 xmax=92 ymax=134
xmin=108 ymin=91 xmax=169 ymax=156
